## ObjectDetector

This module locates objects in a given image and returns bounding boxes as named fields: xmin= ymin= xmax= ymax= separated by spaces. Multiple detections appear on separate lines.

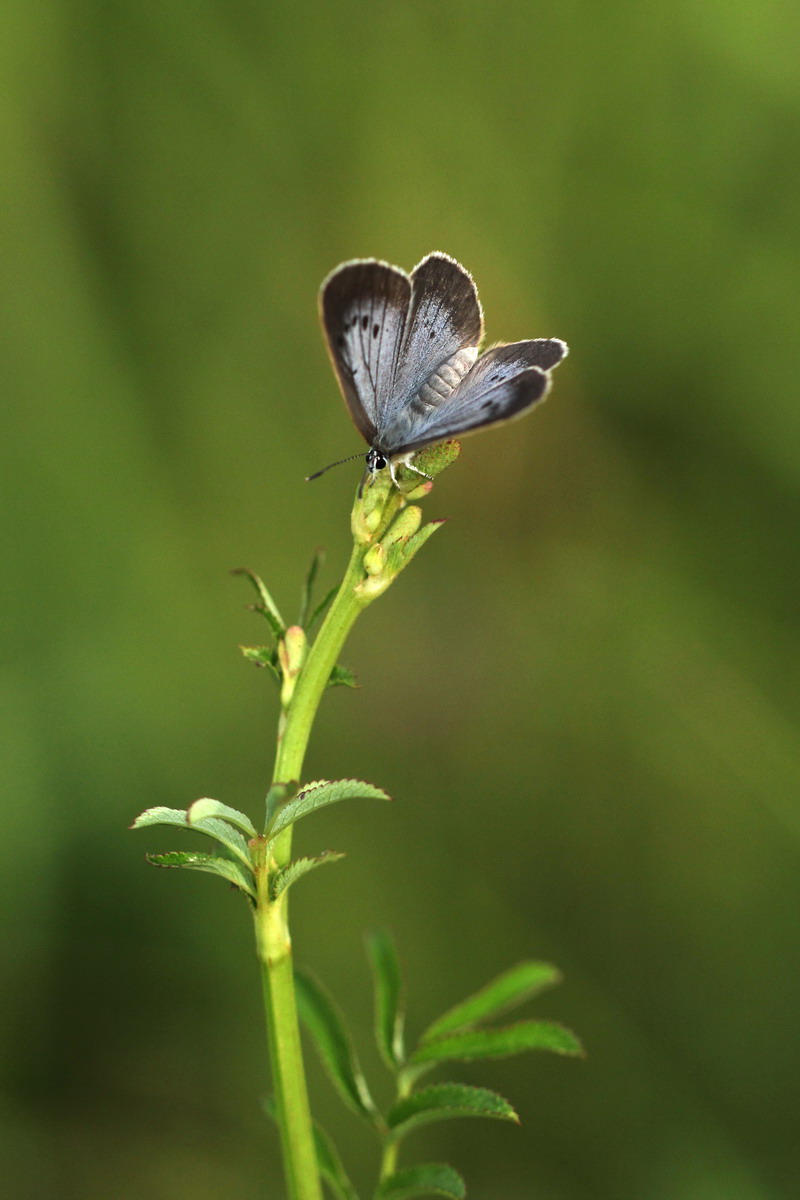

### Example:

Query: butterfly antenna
xmin=305 ymin=452 xmax=364 ymax=482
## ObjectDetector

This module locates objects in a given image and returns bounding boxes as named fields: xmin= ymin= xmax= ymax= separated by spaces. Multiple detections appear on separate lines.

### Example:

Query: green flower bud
xmin=383 ymin=505 xmax=423 ymax=549
xmin=363 ymin=543 xmax=387 ymax=576
xmin=278 ymin=625 xmax=307 ymax=708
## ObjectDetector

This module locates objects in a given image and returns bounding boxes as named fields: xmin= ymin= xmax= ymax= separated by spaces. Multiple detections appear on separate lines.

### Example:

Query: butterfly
xmin=314 ymin=252 xmax=567 ymax=485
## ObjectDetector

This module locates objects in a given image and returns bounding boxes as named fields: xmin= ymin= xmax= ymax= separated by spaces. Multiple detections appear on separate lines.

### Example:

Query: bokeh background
xmin=2 ymin=2 xmax=799 ymax=1197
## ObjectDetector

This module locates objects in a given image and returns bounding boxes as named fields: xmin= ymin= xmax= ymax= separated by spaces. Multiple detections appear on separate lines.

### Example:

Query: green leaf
xmin=421 ymin=961 xmax=562 ymax=1042
xmin=411 ymin=1021 xmax=584 ymax=1068
xmin=264 ymin=1098 xmax=360 ymax=1200
xmin=377 ymin=1163 xmax=466 ymax=1199
xmin=145 ymin=851 xmax=256 ymax=900
xmin=366 ymin=930 xmax=405 ymax=1071
xmin=265 ymin=781 xmax=296 ymax=830
xmin=313 ymin=1119 xmax=361 ymax=1200
xmin=131 ymin=805 xmax=254 ymax=871
xmin=299 ymin=547 xmax=325 ymax=628
xmin=240 ymin=644 xmax=281 ymax=681
xmin=294 ymin=968 xmax=381 ymax=1127
xmin=232 ymin=567 xmax=286 ymax=639
xmin=187 ymin=797 xmax=257 ymax=839
xmin=308 ymin=583 xmax=340 ymax=634
xmin=387 ymin=1084 xmax=517 ymax=1141
xmin=328 ymin=663 xmax=359 ymax=689
xmin=268 ymin=779 xmax=391 ymax=840
xmin=130 ymin=805 xmax=188 ymax=831
xmin=271 ymin=852 xmax=346 ymax=899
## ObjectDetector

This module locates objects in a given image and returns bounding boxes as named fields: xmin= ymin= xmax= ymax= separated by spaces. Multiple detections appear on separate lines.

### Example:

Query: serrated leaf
xmin=264 ymin=780 xmax=296 ymax=830
xmin=190 ymin=816 xmax=253 ymax=868
xmin=264 ymin=1098 xmax=360 ymax=1200
xmin=299 ymin=547 xmax=325 ymax=628
xmin=295 ymin=968 xmax=381 ymax=1127
xmin=132 ymin=805 xmax=254 ymax=871
xmin=411 ymin=1021 xmax=584 ymax=1068
xmin=187 ymin=798 xmax=257 ymax=839
xmin=377 ymin=1163 xmax=465 ymax=1199
xmin=387 ymin=1084 xmax=517 ymax=1141
xmin=240 ymin=644 xmax=281 ymax=681
xmin=422 ymin=961 xmax=562 ymax=1043
xmin=268 ymin=779 xmax=390 ymax=840
xmin=366 ymin=930 xmax=405 ymax=1071
xmin=146 ymin=851 xmax=256 ymax=900
xmin=232 ymin=567 xmax=286 ymax=639
xmin=271 ymin=852 xmax=346 ymax=899
xmin=328 ymin=663 xmax=358 ymax=689
xmin=308 ymin=582 xmax=340 ymax=634
xmin=130 ymin=805 xmax=188 ymax=831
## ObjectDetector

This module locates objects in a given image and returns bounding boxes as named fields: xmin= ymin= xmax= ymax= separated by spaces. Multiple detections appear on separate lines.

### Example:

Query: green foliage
xmin=239 ymin=644 xmax=281 ymax=681
xmin=387 ymin=1084 xmax=518 ymax=1140
xmin=145 ymin=851 xmax=256 ymax=901
xmin=313 ymin=1120 xmax=361 ymax=1200
xmin=186 ymin=798 xmax=257 ymax=839
xmin=131 ymin=803 xmax=253 ymax=869
xmin=366 ymin=929 xmax=406 ymax=1071
xmin=271 ymin=852 xmax=346 ymax=899
xmin=268 ymin=779 xmax=391 ymax=841
xmin=294 ymin=968 xmax=382 ymax=1128
xmin=295 ymin=933 xmax=580 ymax=1195
xmin=376 ymin=1164 xmax=466 ymax=1199
xmin=411 ymin=1022 xmax=584 ymax=1068
xmin=421 ymin=961 xmax=562 ymax=1042
xmin=265 ymin=1098 xmax=360 ymax=1200
xmin=307 ymin=584 xmax=341 ymax=635
xmin=299 ymin=548 xmax=326 ymax=629
xmin=232 ymin=567 xmax=286 ymax=640
xmin=327 ymin=663 xmax=359 ymax=689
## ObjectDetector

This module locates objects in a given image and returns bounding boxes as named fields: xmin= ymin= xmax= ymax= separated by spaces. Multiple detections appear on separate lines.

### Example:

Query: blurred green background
xmin=2 ymin=1 xmax=799 ymax=1197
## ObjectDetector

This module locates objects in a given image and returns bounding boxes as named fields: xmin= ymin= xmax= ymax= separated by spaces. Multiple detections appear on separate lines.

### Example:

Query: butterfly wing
xmin=319 ymin=260 xmax=411 ymax=445
xmin=382 ymin=339 xmax=568 ymax=455
xmin=376 ymin=253 xmax=483 ymax=447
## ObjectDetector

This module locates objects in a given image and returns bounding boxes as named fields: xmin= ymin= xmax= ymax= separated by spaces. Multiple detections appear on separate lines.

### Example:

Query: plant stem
xmin=378 ymin=1070 xmax=414 ymax=1182
xmin=273 ymin=540 xmax=366 ymax=808
xmin=256 ymin=536 xmax=368 ymax=1200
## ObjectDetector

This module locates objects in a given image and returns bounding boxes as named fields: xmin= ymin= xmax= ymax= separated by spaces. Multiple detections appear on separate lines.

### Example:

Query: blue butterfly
xmin=314 ymin=252 xmax=567 ymax=484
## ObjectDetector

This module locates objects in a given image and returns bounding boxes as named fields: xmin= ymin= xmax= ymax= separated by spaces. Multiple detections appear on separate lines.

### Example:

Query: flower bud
xmin=382 ymin=505 xmax=422 ymax=549
xmin=278 ymin=625 xmax=307 ymax=707
xmin=363 ymin=543 xmax=386 ymax=576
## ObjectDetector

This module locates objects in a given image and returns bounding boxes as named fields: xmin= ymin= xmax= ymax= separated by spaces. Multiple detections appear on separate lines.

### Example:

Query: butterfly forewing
xmin=320 ymin=260 xmax=411 ymax=444
xmin=387 ymin=254 xmax=484 ymax=425
xmin=381 ymin=340 xmax=564 ymax=455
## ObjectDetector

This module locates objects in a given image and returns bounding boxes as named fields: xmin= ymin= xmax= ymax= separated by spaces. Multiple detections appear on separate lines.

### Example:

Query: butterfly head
xmin=366 ymin=447 xmax=388 ymax=475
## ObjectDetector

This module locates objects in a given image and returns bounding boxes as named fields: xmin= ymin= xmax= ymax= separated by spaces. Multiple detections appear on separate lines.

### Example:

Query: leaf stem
xmin=379 ymin=1071 xmax=413 ymax=1182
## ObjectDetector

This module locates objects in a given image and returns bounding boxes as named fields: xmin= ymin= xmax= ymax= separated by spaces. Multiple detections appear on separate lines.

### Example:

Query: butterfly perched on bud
xmin=311 ymin=252 xmax=567 ymax=485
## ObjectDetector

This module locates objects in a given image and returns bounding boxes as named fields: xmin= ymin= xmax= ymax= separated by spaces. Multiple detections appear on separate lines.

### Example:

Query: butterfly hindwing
xmin=383 ymin=340 xmax=566 ymax=455
xmin=319 ymin=260 xmax=411 ymax=444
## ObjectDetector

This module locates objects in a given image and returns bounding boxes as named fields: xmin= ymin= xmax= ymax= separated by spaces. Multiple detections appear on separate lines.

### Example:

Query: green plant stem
xmin=256 ymin=537 xmax=368 ymax=1200
xmin=379 ymin=1070 xmax=414 ymax=1182
xmin=273 ymin=540 xmax=366 ymax=808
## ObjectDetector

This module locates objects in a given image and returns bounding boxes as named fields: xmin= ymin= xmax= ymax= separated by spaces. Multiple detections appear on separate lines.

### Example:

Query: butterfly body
xmin=319 ymin=252 xmax=567 ymax=483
